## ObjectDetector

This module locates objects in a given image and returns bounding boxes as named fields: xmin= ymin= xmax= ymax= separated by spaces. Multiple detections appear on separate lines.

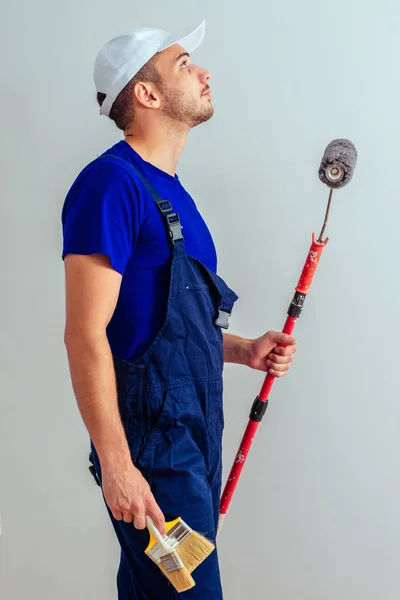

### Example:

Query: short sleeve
xmin=61 ymin=161 xmax=141 ymax=276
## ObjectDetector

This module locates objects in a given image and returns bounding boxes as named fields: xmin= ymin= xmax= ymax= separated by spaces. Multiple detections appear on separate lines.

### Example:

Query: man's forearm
xmin=64 ymin=330 xmax=131 ymax=469
xmin=222 ymin=332 xmax=252 ymax=366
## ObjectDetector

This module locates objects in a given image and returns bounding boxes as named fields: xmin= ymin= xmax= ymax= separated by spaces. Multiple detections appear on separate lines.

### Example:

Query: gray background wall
xmin=1 ymin=1 xmax=399 ymax=598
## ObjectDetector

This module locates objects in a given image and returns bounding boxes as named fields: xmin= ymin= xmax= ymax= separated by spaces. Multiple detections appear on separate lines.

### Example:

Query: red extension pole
xmin=219 ymin=233 xmax=329 ymax=526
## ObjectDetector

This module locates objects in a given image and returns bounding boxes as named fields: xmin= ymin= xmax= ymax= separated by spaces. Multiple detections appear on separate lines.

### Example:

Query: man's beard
xmin=161 ymin=87 xmax=214 ymax=128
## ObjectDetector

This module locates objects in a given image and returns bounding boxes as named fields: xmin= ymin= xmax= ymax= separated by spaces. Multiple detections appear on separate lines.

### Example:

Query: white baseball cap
xmin=94 ymin=20 xmax=206 ymax=117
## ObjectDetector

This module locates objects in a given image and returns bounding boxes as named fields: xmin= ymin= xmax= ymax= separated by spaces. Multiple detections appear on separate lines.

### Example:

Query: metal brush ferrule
xmin=160 ymin=552 xmax=184 ymax=573
xmin=147 ymin=520 xmax=192 ymax=565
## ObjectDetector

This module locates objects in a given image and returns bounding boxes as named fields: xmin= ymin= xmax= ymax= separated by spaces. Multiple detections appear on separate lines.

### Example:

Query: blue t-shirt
xmin=61 ymin=140 xmax=217 ymax=361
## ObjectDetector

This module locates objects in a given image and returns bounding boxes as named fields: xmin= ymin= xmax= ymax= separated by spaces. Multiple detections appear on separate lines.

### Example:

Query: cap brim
xmin=159 ymin=20 xmax=205 ymax=54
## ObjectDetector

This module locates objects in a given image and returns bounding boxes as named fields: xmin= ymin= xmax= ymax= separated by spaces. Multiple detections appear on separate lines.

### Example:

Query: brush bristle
xmin=158 ymin=561 xmax=195 ymax=592
xmin=176 ymin=531 xmax=215 ymax=573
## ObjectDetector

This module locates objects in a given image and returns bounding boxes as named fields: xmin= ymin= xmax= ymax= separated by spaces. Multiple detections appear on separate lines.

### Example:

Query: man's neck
xmin=124 ymin=121 xmax=188 ymax=177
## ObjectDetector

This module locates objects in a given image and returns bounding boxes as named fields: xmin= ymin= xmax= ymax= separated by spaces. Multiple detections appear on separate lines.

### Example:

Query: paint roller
xmin=319 ymin=138 xmax=357 ymax=189
xmin=316 ymin=138 xmax=358 ymax=241
xmin=218 ymin=139 xmax=358 ymax=531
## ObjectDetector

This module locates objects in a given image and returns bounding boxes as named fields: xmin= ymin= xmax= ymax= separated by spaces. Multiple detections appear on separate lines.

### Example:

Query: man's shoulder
xmin=63 ymin=142 xmax=148 ymax=208
xmin=79 ymin=142 xmax=139 ymax=182
xmin=62 ymin=142 xmax=145 ymax=222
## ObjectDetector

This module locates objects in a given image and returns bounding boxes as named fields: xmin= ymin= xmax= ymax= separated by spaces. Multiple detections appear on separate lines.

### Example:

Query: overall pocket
xmin=136 ymin=380 xmax=208 ymax=471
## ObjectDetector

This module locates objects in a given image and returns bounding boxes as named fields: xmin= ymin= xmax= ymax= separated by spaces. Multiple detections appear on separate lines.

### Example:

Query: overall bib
xmin=90 ymin=156 xmax=239 ymax=599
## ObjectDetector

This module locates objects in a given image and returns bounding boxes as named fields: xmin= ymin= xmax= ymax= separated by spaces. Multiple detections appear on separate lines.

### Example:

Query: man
xmin=62 ymin=20 xmax=297 ymax=599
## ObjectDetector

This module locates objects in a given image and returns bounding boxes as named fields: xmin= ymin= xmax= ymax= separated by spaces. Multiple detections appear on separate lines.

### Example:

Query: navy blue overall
xmin=90 ymin=156 xmax=238 ymax=599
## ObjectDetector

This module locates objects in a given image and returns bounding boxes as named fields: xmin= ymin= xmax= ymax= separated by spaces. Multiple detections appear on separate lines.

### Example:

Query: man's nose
xmin=199 ymin=67 xmax=211 ymax=83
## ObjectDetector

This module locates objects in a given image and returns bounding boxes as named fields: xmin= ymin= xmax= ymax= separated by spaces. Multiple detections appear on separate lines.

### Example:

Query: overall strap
xmin=100 ymin=153 xmax=184 ymax=246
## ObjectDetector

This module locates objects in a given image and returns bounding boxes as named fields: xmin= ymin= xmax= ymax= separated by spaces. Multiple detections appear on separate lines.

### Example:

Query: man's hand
xmin=101 ymin=461 xmax=166 ymax=536
xmin=247 ymin=331 xmax=297 ymax=376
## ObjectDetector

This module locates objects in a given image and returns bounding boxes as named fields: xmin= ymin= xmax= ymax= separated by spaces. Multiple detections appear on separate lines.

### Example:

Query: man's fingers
xmin=267 ymin=353 xmax=292 ymax=365
xmin=268 ymin=331 xmax=296 ymax=346
xmin=122 ymin=511 xmax=134 ymax=523
xmin=133 ymin=509 xmax=146 ymax=530
xmin=269 ymin=369 xmax=287 ymax=378
xmin=146 ymin=497 xmax=166 ymax=537
xmin=274 ymin=344 xmax=297 ymax=356
xmin=111 ymin=510 xmax=123 ymax=521
xmin=267 ymin=360 xmax=290 ymax=372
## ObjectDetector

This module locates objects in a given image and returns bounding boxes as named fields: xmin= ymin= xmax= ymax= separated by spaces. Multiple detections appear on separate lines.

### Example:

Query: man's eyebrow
xmin=176 ymin=52 xmax=190 ymax=62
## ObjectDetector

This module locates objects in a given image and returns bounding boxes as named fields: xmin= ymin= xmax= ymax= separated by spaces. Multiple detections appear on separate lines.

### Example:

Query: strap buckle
xmin=165 ymin=212 xmax=184 ymax=243
xmin=156 ymin=199 xmax=173 ymax=214
xmin=214 ymin=308 xmax=231 ymax=329
xmin=156 ymin=200 xmax=184 ymax=244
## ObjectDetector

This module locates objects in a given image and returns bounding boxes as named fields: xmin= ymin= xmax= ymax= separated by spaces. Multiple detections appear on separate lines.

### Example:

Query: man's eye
xmin=182 ymin=60 xmax=190 ymax=69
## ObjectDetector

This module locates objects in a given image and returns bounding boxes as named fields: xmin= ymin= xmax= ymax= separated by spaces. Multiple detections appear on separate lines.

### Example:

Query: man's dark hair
xmin=97 ymin=56 xmax=163 ymax=131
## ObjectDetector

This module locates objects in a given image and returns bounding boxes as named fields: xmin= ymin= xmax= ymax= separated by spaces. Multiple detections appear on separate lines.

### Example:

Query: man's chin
xmin=191 ymin=105 xmax=214 ymax=128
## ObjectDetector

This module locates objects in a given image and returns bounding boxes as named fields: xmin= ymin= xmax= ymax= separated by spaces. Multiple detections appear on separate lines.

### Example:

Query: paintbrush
xmin=145 ymin=515 xmax=215 ymax=586
xmin=145 ymin=516 xmax=195 ymax=592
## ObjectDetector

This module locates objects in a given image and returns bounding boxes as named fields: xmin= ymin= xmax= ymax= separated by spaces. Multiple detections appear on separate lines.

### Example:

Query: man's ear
xmin=133 ymin=82 xmax=161 ymax=109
